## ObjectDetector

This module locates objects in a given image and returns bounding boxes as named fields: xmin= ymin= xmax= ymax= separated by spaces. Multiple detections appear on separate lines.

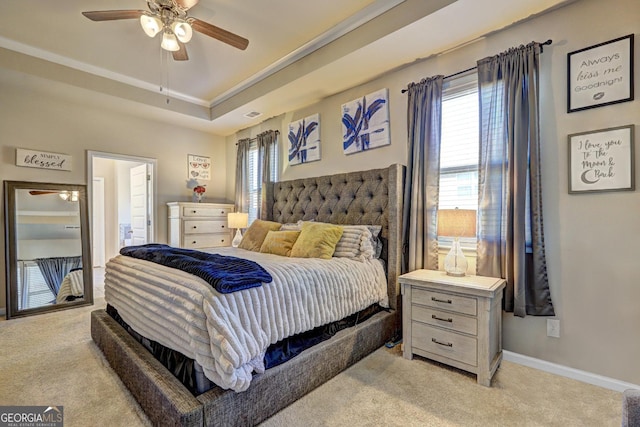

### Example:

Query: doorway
xmin=87 ymin=151 xmax=156 ymax=297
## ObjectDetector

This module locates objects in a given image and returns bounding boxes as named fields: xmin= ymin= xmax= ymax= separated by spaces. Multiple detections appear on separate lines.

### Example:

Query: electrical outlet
xmin=547 ymin=319 xmax=560 ymax=338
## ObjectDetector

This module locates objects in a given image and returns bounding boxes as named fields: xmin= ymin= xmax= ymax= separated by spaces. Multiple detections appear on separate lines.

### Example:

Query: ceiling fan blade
xmin=190 ymin=18 xmax=249 ymax=50
xmin=82 ymin=10 xmax=145 ymax=21
xmin=175 ymin=0 xmax=199 ymax=10
xmin=172 ymin=42 xmax=189 ymax=61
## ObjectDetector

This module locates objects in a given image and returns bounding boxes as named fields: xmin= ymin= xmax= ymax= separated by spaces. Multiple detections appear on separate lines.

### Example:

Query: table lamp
xmin=437 ymin=208 xmax=477 ymax=277
xmin=227 ymin=212 xmax=249 ymax=248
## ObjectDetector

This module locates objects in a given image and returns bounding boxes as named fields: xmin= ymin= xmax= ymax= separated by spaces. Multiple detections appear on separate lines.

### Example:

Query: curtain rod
xmin=235 ymin=130 xmax=280 ymax=145
xmin=401 ymin=39 xmax=552 ymax=94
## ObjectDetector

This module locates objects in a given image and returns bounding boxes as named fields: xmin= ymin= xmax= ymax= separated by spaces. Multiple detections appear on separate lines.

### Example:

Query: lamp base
xmin=232 ymin=229 xmax=243 ymax=248
xmin=443 ymin=238 xmax=468 ymax=277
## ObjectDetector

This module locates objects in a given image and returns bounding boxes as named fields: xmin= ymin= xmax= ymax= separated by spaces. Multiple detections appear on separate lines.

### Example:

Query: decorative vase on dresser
xmin=398 ymin=269 xmax=506 ymax=386
xmin=167 ymin=202 xmax=234 ymax=249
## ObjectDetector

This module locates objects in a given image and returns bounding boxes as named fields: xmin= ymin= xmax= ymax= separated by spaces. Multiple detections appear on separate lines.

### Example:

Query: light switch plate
xmin=547 ymin=319 xmax=560 ymax=338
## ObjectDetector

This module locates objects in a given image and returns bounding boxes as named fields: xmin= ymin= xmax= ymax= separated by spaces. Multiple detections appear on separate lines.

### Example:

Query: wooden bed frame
xmin=91 ymin=164 xmax=405 ymax=426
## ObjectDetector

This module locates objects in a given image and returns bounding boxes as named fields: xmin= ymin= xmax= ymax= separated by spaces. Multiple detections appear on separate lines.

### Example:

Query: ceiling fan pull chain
xmin=158 ymin=47 xmax=171 ymax=104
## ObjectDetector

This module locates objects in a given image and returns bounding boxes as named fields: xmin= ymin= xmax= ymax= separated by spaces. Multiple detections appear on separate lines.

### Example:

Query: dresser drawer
xmin=412 ymin=287 xmax=477 ymax=316
xmin=183 ymin=234 xmax=230 ymax=249
xmin=411 ymin=304 xmax=477 ymax=336
xmin=182 ymin=206 xmax=230 ymax=217
xmin=183 ymin=220 xmax=227 ymax=234
xmin=412 ymin=321 xmax=477 ymax=367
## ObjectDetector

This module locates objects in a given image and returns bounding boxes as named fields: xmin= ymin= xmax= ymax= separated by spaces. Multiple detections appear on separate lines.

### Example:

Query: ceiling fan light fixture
xmin=172 ymin=21 xmax=193 ymax=43
xmin=140 ymin=14 xmax=162 ymax=38
xmin=161 ymin=30 xmax=180 ymax=51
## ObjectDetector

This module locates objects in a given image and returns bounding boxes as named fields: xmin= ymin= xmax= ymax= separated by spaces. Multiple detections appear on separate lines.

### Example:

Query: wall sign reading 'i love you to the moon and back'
xmin=567 ymin=34 xmax=634 ymax=113
xmin=568 ymin=125 xmax=635 ymax=194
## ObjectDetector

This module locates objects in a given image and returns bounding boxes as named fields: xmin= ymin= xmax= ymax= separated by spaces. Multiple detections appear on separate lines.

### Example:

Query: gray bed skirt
xmin=91 ymin=308 xmax=397 ymax=426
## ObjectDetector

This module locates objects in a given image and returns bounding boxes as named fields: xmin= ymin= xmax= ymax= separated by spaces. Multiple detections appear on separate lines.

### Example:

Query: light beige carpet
xmin=0 ymin=296 xmax=622 ymax=427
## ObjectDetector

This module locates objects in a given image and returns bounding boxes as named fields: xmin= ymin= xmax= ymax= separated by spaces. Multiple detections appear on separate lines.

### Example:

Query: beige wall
xmin=227 ymin=0 xmax=640 ymax=385
xmin=0 ymin=70 xmax=229 ymax=309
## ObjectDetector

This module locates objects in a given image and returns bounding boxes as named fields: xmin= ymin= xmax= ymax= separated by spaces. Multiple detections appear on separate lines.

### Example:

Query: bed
xmin=91 ymin=164 xmax=404 ymax=426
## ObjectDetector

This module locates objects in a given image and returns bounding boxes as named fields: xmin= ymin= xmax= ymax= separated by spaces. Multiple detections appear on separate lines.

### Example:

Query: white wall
xmin=227 ymin=0 xmax=640 ymax=385
xmin=0 ymin=69 xmax=230 ymax=309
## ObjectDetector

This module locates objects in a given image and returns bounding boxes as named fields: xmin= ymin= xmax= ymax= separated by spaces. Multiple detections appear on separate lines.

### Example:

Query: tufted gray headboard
xmin=263 ymin=164 xmax=404 ymax=310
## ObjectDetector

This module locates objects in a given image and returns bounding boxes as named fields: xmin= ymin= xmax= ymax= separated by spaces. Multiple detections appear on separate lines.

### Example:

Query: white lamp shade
xmin=140 ymin=14 xmax=162 ymax=38
xmin=172 ymin=21 xmax=193 ymax=43
xmin=227 ymin=212 xmax=249 ymax=229
xmin=161 ymin=31 xmax=180 ymax=51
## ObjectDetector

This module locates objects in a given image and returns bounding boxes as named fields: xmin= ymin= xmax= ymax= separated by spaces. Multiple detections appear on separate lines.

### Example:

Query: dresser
xmin=167 ymin=202 xmax=234 ymax=249
xmin=399 ymin=269 xmax=506 ymax=386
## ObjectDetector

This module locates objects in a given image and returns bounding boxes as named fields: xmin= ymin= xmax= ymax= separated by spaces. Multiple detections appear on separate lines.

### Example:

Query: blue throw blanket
xmin=120 ymin=244 xmax=272 ymax=294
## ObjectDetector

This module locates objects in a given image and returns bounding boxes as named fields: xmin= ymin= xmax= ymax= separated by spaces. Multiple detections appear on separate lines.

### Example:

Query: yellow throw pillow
xmin=290 ymin=222 xmax=344 ymax=259
xmin=238 ymin=219 xmax=282 ymax=252
xmin=260 ymin=230 xmax=301 ymax=257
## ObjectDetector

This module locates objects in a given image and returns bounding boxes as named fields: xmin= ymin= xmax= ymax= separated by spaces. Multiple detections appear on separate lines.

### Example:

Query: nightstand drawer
xmin=183 ymin=220 xmax=227 ymax=234
xmin=412 ymin=305 xmax=477 ymax=336
xmin=183 ymin=234 xmax=229 ymax=249
xmin=182 ymin=207 xmax=230 ymax=217
xmin=412 ymin=321 xmax=477 ymax=367
xmin=412 ymin=287 xmax=477 ymax=316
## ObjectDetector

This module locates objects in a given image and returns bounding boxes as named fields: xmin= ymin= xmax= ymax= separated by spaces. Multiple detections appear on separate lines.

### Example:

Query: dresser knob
xmin=193 ymin=226 xmax=197 ymax=229
xmin=221 ymin=225 xmax=225 ymax=228
xmin=192 ymin=241 xmax=197 ymax=244
xmin=192 ymin=210 xmax=197 ymax=213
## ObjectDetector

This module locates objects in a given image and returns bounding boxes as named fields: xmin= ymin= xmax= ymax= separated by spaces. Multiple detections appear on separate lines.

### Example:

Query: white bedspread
xmin=104 ymin=247 xmax=387 ymax=392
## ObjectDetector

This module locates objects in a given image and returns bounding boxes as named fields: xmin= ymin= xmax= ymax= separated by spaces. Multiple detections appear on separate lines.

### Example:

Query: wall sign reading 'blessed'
xmin=16 ymin=148 xmax=72 ymax=171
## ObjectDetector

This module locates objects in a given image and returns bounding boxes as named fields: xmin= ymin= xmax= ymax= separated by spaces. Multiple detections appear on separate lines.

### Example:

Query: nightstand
xmin=399 ymin=269 xmax=506 ymax=386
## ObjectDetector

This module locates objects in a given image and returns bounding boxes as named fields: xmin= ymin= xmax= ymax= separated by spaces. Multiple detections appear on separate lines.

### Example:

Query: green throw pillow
xmin=290 ymin=222 xmax=343 ymax=259
xmin=259 ymin=230 xmax=301 ymax=257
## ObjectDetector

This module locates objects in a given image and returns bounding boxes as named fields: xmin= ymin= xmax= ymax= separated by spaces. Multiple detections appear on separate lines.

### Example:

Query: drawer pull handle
xmin=193 ymin=226 xmax=197 ymax=229
xmin=432 ymin=338 xmax=453 ymax=347
xmin=221 ymin=225 xmax=225 ymax=228
xmin=192 ymin=241 xmax=197 ymax=244
xmin=192 ymin=210 xmax=197 ymax=213
xmin=221 ymin=211 xmax=225 ymax=214
xmin=431 ymin=297 xmax=452 ymax=304
xmin=432 ymin=314 xmax=453 ymax=323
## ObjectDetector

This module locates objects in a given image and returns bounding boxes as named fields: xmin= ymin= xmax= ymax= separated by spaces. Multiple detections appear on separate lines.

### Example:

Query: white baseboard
xmin=503 ymin=350 xmax=640 ymax=392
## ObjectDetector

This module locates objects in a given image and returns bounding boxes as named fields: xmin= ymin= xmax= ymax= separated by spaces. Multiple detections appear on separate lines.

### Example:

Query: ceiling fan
xmin=82 ymin=0 xmax=249 ymax=61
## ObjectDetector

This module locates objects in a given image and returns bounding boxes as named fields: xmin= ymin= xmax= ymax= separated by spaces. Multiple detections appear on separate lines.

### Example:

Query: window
xmin=245 ymin=139 xmax=279 ymax=224
xmin=438 ymin=73 xmax=479 ymax=248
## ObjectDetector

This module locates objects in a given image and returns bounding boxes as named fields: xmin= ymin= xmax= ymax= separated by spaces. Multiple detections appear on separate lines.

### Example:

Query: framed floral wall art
xmin=341 ymin=88 xmax=390 ymax=155
xmin=288 ymin=113 xmax=320 ymax=165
